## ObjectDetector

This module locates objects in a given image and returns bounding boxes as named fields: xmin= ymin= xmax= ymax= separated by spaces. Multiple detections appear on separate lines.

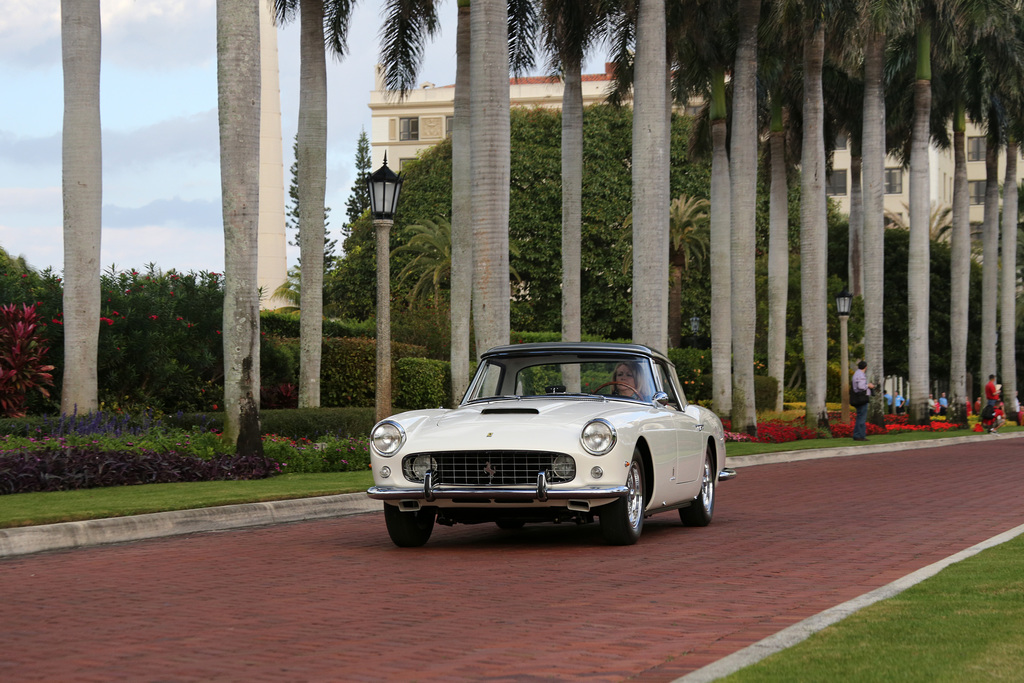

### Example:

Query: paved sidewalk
xmin=1 ymin=431 xmax=1016 ymax=559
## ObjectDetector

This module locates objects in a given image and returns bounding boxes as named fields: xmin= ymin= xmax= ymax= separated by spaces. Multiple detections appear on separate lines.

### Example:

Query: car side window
xmin=654 ymin=362 xmax=683 ymax=408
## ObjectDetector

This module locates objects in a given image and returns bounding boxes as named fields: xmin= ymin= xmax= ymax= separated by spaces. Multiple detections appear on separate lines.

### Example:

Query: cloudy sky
xmin=0 ymin=0 xmax=469 ymax=275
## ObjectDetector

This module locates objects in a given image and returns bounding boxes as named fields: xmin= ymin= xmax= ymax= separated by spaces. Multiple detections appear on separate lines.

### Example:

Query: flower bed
xmin=724 ymin=413 xmax=968 ymax=444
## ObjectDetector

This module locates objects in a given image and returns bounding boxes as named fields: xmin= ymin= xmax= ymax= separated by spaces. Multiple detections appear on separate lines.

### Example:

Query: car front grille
xmin=402 ymin=450 xmax=575 ymax=485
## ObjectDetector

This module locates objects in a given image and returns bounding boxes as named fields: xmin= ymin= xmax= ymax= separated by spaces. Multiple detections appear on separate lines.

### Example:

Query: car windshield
xmin=465 ymin=354 xmax=656 ymax=403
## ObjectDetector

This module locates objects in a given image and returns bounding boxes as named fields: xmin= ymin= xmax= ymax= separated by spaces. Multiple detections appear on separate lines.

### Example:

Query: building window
xmin=884 ymin=168 xmax=903 ymax=195
xmin=968 ymin=136 xmax=985 ymax=162
xmin=969 ymin=180 xmax=986 ymax=205
xmin=446 ymin=116 xmax=453 ymax=138
xmin=834 ymin=133 xmax=848 ymax=150
xmin=685 ymin=105 xmax=702 ymax=117
xmin=826 ymin=169 xmax=847 ymax=196
xmin=399 ymin=117 xmax=419 ymax=141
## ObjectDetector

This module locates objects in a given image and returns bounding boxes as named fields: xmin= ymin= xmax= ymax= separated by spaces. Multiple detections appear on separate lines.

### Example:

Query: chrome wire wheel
xmin=680 ymin=448 xmax=715 ymax=527
xmin=600 ymin=451 xmax=645 ymax=545
xmin=699 ymin=458 xmax=714 ymax=514
xmin=625 ymin=460 xmax=644 ymax=529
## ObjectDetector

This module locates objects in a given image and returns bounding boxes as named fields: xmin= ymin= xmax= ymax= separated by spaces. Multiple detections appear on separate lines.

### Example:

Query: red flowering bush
xmin=0 ymin=304 xmax=55 ymax=417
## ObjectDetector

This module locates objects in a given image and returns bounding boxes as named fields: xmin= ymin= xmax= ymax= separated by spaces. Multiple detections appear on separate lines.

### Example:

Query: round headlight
xmin=371 ymin=420 xmax=406 ymax=456
xmin=581 ymin=419 xmax=617 ymax=455
xmin=410 ymin=454 xmax=438 ymax=480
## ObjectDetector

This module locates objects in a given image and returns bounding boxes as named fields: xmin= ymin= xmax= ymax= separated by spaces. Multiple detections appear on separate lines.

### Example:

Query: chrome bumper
xmin=718 ymin=468 xmax=737 ymax=482
xmin=367 ymin=470 xmax=629 ymax=503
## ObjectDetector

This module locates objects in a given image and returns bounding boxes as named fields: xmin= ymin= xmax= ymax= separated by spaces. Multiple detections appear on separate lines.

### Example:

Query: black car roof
xmin=480 ymin=341 xmax=672 ymax=365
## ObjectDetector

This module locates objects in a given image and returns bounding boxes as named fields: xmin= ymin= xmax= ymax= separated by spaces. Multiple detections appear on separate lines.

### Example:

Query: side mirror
xmin=653 ymin=391 xmax=672 ymax=407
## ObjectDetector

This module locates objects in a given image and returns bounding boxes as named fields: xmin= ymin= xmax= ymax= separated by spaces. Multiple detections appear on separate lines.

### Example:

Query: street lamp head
xmin=366 ymin=153 xmax=403 ymax=220
xmin=835 ymin=288 xmax=853 ymax=318
xmin=689 ymin=315 xmax=701 ymax=334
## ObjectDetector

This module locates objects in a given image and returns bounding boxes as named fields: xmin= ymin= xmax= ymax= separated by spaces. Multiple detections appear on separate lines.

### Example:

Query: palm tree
xmin=668 ymin=195 xmax=710 ymax=347
xmin=272 ymin=265 xmax=302 ymax=310
xmin=800 ymin=6 xmax=829 ymax=429
xmin=1000 ymin=143 xmax=1019 ymax=421
xmin=216 ymin=0 xmax=263 ymax=454
xmin=275 ymin=0 xmax=357 ymax=409
xmin=450 ymin=0 xmax=471 ymax=406
xmin=730 ymin=0 xmax=760 ymax=435
xmin=906 ymin=12 xmax=935 ymax=426
xmin=664 ymin=0 xmax=735 ymax=418
xmin=60 ymin=0 xmax=102 ymax=415
xmin=539 ymin=0 xmax=608 ymax=360
xmin=948 ymin=99 xmax=971 ymax=425
xmin=395 ymin=217 xmax=452 ymax=303
xmin=632 ymin=0 xmax=669 ymax=353
xmin=766 ymin=101 xmax=790 ymax=413
xmin=471 ymin=0 xmax=512 ymax=356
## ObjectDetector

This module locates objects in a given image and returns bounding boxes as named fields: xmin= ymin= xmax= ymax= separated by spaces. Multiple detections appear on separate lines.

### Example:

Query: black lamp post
xmin=366 ymin=154 xmax=403 ymax=421
xmin=688 ymin=315 xmax=700 ymax=348
xmin=836 ymin=288 xmax=853 ymax=423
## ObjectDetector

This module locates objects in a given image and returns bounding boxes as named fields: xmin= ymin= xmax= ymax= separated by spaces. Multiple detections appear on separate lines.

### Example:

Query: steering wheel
xmin=595 ymin=381 xmax=640 ymax=399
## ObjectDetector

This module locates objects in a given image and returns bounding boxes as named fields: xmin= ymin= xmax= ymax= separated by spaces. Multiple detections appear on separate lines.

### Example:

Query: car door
xmin=652 ymin=361 xmax=703 ymax=484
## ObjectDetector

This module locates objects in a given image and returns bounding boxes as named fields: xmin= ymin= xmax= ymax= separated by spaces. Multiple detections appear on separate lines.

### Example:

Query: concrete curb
xmin=0 ymin=491 xmax=381 ymax=559
xmin=2 ymin=432 xmax=1019 ymax=560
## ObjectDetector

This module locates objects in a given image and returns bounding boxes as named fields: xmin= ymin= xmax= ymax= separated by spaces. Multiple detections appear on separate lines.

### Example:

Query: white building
xmin=368 ymin=64 xmax=1022 ymax=227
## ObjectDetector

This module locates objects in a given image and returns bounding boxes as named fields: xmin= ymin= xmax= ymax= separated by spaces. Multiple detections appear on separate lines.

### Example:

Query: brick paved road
xmin=2 ymin=439 xmax=1023 ymax=682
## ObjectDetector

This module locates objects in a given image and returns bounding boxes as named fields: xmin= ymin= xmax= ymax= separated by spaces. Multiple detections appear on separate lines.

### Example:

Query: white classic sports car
xmin=367 ymin=342 xmax=734 ymax=547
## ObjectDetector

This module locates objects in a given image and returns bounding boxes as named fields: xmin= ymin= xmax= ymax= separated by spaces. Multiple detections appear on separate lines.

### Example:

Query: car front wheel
xmin=679 ymin=450 xmax=715 ymax=527
xmin=383 ymin=504 xmax=436 ymax=547
xmin=599 ymin=452 xmax=645 ymax=545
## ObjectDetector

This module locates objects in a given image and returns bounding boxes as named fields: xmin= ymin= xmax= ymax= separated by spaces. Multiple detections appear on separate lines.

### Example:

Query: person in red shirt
xmin=985 ymin=375 xmax=1000 ymax=408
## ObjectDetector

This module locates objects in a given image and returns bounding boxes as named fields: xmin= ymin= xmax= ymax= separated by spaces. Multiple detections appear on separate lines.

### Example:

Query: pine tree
xmin=286 ymin=134 xmax=336 ymax=269
xmin=344 ymin=128 xmax=371 ymax=233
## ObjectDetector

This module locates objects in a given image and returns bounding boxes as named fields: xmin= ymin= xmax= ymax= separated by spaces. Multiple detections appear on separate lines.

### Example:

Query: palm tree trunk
xmin=862 ymin=29 xmax=886 ymax=428
xmin=1000 ymin=141 xmax=1018 ymax=421
xmin=561 ymin=57 xmax=583 ymax=391
xmin=848 ymin=154 xmax=863 ymax=296
xmin=710 ymin=107 xmax=732 ymax=416
xmin=949 ymin=113 xmax=970 ymax=426
xmin=297 ymin=0 xmax=327 ymax=409
xmin=632 ymin=0 xmax=669 ymax=352
xmin=669 ymin=262 xmax=683 ymax=348
xmin=906 ymin=23 xmax=931 ymax=426
xmin=470 ymin=0 xmax=511 ymax=356
xmin=450 ymin=0 xmax=471 ymax=404
xmin=801 ymin=18 xmax=828 ymax=429
xmin=981 ymin=128 xmax=999 ymax=383
xmin=767 ymin=115 xmax=788 ymax=413
xmin=60 ymin=0 xmax=102 ymax=415
xmin=217 ymin=0 xmax=263 ymax=455
xmin=730 ymin=0 xmax=759 ymax=435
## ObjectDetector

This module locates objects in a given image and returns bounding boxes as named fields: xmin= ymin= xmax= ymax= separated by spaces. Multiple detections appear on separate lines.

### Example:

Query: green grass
xmin=723 ymin=533 xmax=1024 ymax=681
xmin=0 ymin=471 xmax=373 ymax=528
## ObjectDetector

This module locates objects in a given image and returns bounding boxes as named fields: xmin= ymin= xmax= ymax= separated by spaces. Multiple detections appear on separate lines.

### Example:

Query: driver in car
xmin=608 ymin=361 xmax=651 ymax=400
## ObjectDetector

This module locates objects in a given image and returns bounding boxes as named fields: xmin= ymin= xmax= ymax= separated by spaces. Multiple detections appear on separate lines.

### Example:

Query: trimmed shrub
xmin=320 ymin=337 xmax=426 ymax=407
xmin=260 ymin=311 xmax=374 ymax=339
xmin=395 ymin=358 xmax=450 ymax=410
xmin=754 ymin=375 xmax=779 ymax=411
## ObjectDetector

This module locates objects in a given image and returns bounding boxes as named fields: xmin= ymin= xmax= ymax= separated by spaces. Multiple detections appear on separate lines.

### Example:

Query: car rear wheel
xmin=679 ymin=449 xmax=715 ymax=527
xmin=384 ymin=504 xmax=436 ymax=547
xmin=599 ymin=451 xmax=645 ymax=545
